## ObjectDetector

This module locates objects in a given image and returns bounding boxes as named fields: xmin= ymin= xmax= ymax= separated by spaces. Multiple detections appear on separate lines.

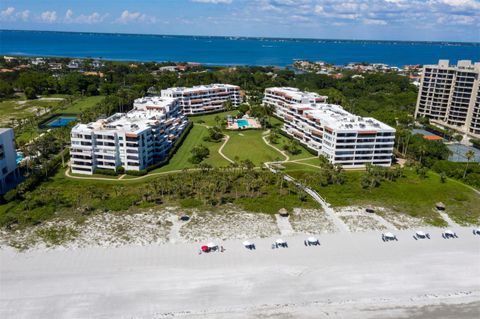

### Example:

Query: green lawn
xmin=283 ymin=162 xmax=322 ymax=173
xmin=59 ymin=96 xmax=105 ymax=114
xmin=287 ymin=168 xmax=480 ymax=226
xmin=272 ymin=134 xmax=316 ymax=161
xmin=222 ymin=130 xmax=284 ymax=165
xmin=268 ymin=116 xmax=284 ymax=127
xmin=147 ymin=124 xmax=230 ymax=173
xmin=188 ymin=110 xmax=238 ymax=127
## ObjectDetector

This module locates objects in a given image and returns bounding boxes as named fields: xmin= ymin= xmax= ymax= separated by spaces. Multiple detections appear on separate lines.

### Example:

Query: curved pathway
xmin=218 ymin=135 xmax=235 ymax=164
xmin=64 ymin=166 xmax=197 ymax=182
xmin=262 ymin=132 xmax=289 ymax=162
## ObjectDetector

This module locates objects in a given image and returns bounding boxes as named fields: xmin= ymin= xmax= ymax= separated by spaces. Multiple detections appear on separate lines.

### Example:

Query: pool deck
xmin=227 ymin=117 xmax=262 ymax=130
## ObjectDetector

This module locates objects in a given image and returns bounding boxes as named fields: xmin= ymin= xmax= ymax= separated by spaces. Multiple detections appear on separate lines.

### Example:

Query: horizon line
xmin=2 ymin=28 xmax=479 ymax=45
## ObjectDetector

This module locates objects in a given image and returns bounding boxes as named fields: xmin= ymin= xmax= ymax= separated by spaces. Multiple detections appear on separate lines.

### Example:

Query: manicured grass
xmin=60 ymin=96 xmax=105 ymax=114
xmin=148 ymin=124 xmax=230 ymax=173
xmin=188 ymin=110 xmax=238 ymax=127
xmin=268 ymin=116 xmax=284 ymax=127
xmin=287 ymin=168 xmax=480 ymax=226
xmin=223 ymin=130 xmax=284 ymax=166
xmin=283 ymin=162 xmax=322 ymax=173
xmin=272 ymin=134 xmax=315 ymax=161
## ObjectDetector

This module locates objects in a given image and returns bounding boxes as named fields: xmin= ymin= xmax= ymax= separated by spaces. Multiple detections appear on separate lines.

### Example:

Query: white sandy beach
xmin=1 ymin=227 xmax=479 ymax=319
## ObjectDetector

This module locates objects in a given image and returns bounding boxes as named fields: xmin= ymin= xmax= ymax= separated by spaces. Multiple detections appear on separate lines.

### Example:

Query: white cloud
xmin=0 ymin=7 xmax=15 ymax=20
xmin=17 ymin=10 xmax=30 ymax=21
xmin=192 ymin=0 xmax=232 ymax=3
xmin=440 ymin=0 xmax=480 ymax=9
xmin=116 ymin=10 xmax=156 ymax=24
xmin=40 ymin=10 xmax=57 ymax=23
xmin=363 ymin=18 xmax=387 ymax=25
xmin=64 ymin=9 xmax=108 ymax=24
xmin=78 ymin=12 xmax=107 ymax=24
xmin=437 ymin=14 xmax=476 ymax=24
xmin=0 ymin=7 xmax=30 ymax=22
xmin=65 ymin=9 xmax=74 ymax=22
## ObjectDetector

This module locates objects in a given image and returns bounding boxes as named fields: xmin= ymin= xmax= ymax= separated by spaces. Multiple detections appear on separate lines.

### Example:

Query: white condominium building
xmin=415 ymin=59 xmax=480 ymax=137
xmin=70 ymin=97 xmax=188 ymax=175
xmin=161 ymin=84 xmax=241 ymax=115
xmin=0 ymin=128 xmax=20 ymax=193
xmin=263 ymin=87 xmax=395 ymax=167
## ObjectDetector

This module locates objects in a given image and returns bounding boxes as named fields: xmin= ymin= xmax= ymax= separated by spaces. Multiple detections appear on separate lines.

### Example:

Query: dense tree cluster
xmin=0 ymin=167 xmax=309 ymax=228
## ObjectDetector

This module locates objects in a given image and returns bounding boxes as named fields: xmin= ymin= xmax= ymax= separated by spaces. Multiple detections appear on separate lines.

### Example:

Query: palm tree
xmin=463 ymin=150 xmax=475 ymax=179
xmin=418 ymin=144 xmax=428 ymax=164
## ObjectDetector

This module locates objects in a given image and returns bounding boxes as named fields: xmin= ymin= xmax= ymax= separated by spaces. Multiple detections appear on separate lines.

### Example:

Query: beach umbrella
xmin=307 ymin=236 xmax=318 ymax=243
xmin=243 ymin=241 xmax=252 ymax=247
xmin=275 ymin=239 xmax=286 ymax=244
xmin=365 ymin=206 xmax=375 ymax=213
xmin=201 ymin=245 xmax=209 ymax=252
xmin=278 ymin=208 xmax=289 ymax=217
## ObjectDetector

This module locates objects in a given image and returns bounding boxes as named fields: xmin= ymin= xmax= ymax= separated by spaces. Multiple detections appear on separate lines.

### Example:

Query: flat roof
xmin=299 ymin=103 xmax=395 ymax=132
xmin=266 ymin=87 xmax=327 ymax=102
xmin=162 ymin=83 xmax=239 ymax=93
xmin=133 ymin=96 xmax=177 ymax=112
xmin=74 ymin=97 xmax=179 ymax=134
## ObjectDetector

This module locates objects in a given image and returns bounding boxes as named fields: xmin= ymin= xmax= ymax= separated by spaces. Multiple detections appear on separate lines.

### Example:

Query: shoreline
xmin=3 ymin=29 xmax=479 ymax=46
xmin=1 ymin=227 xmax=479 ymax=318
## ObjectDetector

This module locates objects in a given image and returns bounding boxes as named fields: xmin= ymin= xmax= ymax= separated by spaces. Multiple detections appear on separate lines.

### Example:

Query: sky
xmin=0 ymin=0 xmax=479 ymax=42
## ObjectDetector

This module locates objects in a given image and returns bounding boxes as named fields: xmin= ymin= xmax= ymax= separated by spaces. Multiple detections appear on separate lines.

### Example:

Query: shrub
xmin=125 ymin=169 xmax=147 ymax=176
xmin=116 ymin=166 xmax=125 ymax=174
xmin=203 ymin=126 xmax=224 ymax=143
xmin=24 ymin=87 xmax=37 ymax=99
xmin=471 ymin=138 xmax=480 ymax=150
xmin=189 ymin=144 xmax=210 ymax=164
xmin=94 ymin=168 xmax=118 ymax=176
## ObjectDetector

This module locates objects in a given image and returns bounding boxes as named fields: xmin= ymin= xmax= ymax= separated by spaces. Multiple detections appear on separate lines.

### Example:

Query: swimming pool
xmin=237 ymin=119 xmax=250 ymax=128
xmin=16 ymin=152 xmax=25 ymax=164
xmin=45 ymin=116 xmax=77 ymax=128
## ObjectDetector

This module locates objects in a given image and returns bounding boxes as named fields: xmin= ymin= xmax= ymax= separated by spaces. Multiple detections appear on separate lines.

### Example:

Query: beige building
xmin=414 ymin=59 xmax=480 ymax=138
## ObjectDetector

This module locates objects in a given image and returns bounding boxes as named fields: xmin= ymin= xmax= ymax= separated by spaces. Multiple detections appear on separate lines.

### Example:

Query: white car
xmin=473 ymin=228 xmax=480 ymax=236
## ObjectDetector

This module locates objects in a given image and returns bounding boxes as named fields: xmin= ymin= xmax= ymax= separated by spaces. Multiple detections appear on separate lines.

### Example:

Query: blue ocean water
xmin=0 ymin=30 xmax=479 ymax=67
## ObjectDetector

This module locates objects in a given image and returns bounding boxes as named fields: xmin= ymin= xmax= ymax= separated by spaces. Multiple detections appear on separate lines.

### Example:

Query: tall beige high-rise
xmin=414 ymin=59 xmax=480 ymax=138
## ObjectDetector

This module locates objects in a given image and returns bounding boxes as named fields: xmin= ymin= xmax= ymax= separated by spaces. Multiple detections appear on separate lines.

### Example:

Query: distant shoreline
xmin=2 ymin=30 xmax=478 ymax=67
xmin=2 ymin=29 xmax=479 ymax=46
